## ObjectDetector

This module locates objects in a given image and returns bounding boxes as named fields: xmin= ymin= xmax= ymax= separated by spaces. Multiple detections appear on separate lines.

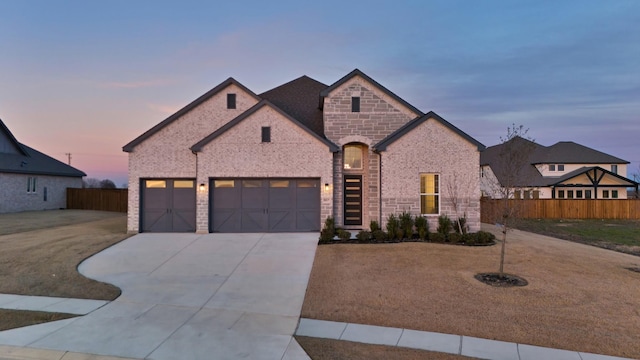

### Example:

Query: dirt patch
xmin=301 ymin=224 xmax=640 ymax=359
xmin=0 ymin=310 xmax=77 ymax=331
xmin=474 ymin=272 xmax=528 ymax=287
xmin=296 ymin=336 xmax=477 ymax=360
xmin=0 ymin=209 xmax=123 ymax=235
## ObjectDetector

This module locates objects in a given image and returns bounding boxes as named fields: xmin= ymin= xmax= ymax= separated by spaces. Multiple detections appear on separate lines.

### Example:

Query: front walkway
xmin=0 ymin=233 xmax=318 ymax=359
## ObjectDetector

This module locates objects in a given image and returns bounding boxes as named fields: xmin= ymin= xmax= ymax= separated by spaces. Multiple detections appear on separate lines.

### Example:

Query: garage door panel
xmin=269 ymin=210 xmax=294 ymax=231
xmin=296 ymin=209 xmax=320 ymax=231
xmin=242 ymin=209 xmax=265 ymax=232
xmin=212 ymin=209 xmax=240 ymax=232
xmin=141 ymin=179 xmax=196 ymax=233
xmin=143 ymin=209 xmax=171 ymax=232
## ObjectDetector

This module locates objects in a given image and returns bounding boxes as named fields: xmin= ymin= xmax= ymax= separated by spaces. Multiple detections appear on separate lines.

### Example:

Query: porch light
xmin=324 ymin=183 xmax=330 ymax=192
xmin=199 ymin=183 xmax=206 ymax=192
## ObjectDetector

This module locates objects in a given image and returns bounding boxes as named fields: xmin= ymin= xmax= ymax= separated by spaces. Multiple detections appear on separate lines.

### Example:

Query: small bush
xmin=415 ymin=215 xmax=429 ymax=241
xmin=372 ymin=229 xmax=387 ymax=243
xmin=476 ymin=231 xmax=496 ymax=245
xmin=337 ymin=229 xmax=351 ymax=241
xmin=319 ymin=216 xmax=336 ymax=243
xmin=448 ymin=232 xmax=462 ymax=244
xmin=462 ymin=233 xmax=476 ymax=245
xmin=395 ymin=229 xmax=404 ymax=242
xmin=399 ymin=211 xmax=414 ymax=239
xmin=430 ymin=232 xmax=446 ymax=243
xmin=453 ymin=216 xmax=468 ymax=234
xmin=356 ymin=230 xmax=372 ymax=243
xmin=370 ymin=220 xmax=381 ymax=232
xmin=386 ymin=214 xmax=400 ymax=240
xmin=437 ymin=215 xmax=453 ymax=234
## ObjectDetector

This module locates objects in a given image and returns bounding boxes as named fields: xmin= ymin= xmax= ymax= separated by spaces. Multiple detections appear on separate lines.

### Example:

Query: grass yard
xmin=300 ymin=224 xmax=640 ymax=359
xmin=0 ymin=210 xmax=130 ymax=330
xmin=514 ymin=218 xmax=640 ymax=256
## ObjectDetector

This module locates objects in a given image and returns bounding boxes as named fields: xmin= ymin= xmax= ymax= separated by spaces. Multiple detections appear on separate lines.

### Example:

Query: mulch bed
xmin=474 ymin=272 xmax=529 ymax=287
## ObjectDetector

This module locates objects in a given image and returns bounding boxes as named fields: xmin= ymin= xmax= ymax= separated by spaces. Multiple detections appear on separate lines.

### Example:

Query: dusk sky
xmin=1 ymin=1 xmax=638 ymax=187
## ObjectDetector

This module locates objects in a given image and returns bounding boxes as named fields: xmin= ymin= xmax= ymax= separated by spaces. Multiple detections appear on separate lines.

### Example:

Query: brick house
xmin=1 ymin=118 xmax=85 ymax=213
xmin=123 ymin=69 xmax=484 ymax=233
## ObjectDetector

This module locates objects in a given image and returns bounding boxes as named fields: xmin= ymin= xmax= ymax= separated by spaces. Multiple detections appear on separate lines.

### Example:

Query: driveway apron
xmin=0 ymin=233 xmax=318 ymax=359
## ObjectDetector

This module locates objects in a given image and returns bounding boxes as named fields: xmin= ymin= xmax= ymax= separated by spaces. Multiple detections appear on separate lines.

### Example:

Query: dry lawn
xmin=301 ymin=224 xmax=640 ymax=359
xmin=296 ymin=336 xmax=476 ymax=360
xmin=0 ymin=210 xmax=130 ymax=300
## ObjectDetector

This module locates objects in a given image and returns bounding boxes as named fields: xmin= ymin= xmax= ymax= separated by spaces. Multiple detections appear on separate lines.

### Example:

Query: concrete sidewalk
xmin=296 ymin=318 xmax=634 ymax=360
xmin=0 ymin=233 xmax=318 ymax=360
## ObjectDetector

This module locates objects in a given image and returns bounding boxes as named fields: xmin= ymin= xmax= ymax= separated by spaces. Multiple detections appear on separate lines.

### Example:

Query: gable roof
xmin=259 ymin=75 xmax=327 ymax=137
xmin=0 ymin=118 xmax=29 ymax=156
xmin=319 ymin=69 xmax=423 ymax=116
xmin=373 ymin=111 xmax=485 ymax=152
xmin=530 ymin=141 xmax=629 ymax=164
xmin=0 ymin=119 xmax=85 ymax=177
xmin=122 ymin=78 xmax=260 ymax=152
xmin=190 ymin=100 xmax=339 ymax=152
xmin=481 ymin=137 xmax=633 ymax=188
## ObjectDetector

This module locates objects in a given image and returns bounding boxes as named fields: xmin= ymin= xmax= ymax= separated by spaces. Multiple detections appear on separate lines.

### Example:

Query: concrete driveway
xmin=0 ymin=232 xmax=318 ymax=359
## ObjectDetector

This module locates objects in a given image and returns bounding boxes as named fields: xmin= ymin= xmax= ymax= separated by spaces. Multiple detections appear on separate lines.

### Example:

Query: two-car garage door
xmin=210 ymin=178 xmax=320 ymax=232
xmin=141 ymin=178 xmax=320 ymax=233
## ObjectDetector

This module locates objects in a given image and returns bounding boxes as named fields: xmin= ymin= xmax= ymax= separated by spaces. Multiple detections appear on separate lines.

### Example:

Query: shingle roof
xmin=0 ymin=119 xmax=85 ymax=177
xmin=190 ymin=100 xmax=339 ymax=152
xmin=259 ymin=75 xmax=327 ymax=137
xmin=122 ymin=78 xmax=260 ymax=152
xmin=374 ymin=111 xmax=485 ymax=152
xmin=481 ymin=137 xmax=633 ymax=187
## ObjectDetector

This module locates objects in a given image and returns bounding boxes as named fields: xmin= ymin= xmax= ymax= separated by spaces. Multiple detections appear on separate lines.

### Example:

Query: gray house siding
xmin=0 ymin=173 xmax=82 ymax=213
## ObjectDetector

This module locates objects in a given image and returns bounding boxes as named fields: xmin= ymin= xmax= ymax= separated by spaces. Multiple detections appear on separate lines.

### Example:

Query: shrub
xmin=453 ymin=216 xmax=468 ymax=234
xmin=437 ymin=215 xmax=453 ymax=234
xmin=476 ymin=231 xmax=496 ymax=245
xmin=395 ymin=229 xmax=404 ymax=242
xmin=372 ymin=229 xmax=387 ymax=243
xmin=414 ymin=215 xmax=429 ymax=241
xmin=448 ymin=232 xmax=462 ymax=244
xmin=462 ymin=233 xmax=476 ymax=245
xmin=399 ymin=211 xmax=414 ymax=240
xmin=319 ymin=216 xmax=336 ymax=243
xmin=386 ymin=214 xmax=400 ymax=240
xmin=356 ymin=230 xmax=372 ymax=243
xmin=370 ymin=220 xmax=381 ymax=232
xmin=337 ymin=229 xmax=351 ymax=241
xmin=430 ymin=232 xmax=446 ymax=243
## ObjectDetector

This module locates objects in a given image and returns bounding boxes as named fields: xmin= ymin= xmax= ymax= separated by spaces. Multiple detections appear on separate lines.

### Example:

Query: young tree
xmin=445 ymin=171 xmax=475 ymax=234
xmin=493 ymin=124 xmax=536 ymax=273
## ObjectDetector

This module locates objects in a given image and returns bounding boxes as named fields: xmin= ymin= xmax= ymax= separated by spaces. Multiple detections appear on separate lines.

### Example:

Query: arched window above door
xmin=344 ymin=145 xmax=363 ymax=170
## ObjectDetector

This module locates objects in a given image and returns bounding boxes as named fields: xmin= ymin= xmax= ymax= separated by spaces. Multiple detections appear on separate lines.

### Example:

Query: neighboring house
xmin=480 ymin=137 xmax=638 ymax=199
xmin=0 ymin=118 xmax=85 ymax=213
xmin=123 ymin=69 xmax=485 ymax=234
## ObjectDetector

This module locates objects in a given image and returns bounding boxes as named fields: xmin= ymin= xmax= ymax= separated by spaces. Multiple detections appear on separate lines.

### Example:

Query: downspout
xmin=377 ymin=150 xmax=382 ymax=226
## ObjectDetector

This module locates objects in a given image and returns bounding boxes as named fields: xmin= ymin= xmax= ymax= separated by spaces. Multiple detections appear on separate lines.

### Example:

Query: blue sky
xmin=1 ymin=0 xmax=638 ymax=187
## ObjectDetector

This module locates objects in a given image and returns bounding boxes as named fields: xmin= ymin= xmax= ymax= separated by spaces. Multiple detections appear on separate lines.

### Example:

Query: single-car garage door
xmin=211 ymin=178 xmax=320 ymax=232
xmin=141 ymin=179 xmax=196 ymax=232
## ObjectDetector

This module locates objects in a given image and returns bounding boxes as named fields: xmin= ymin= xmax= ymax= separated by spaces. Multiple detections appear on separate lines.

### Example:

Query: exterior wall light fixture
xmin=199 ymin=183 xmax=206 ymax=192
xmin=324 ymin=183 xmax=330 ymax=192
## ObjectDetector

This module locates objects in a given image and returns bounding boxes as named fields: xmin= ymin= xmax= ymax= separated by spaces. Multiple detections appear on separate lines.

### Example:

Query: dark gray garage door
xmin=210 ymin=178 xmax=320 ymax=232
xmin=141 ymin=179 xmax=196 ymax=232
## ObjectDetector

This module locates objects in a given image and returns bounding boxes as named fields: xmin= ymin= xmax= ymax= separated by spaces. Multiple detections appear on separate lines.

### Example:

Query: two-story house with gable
xmin=123 ymin=69 xmax=485 ymax=234
xmin=480 ymin=137 xmax=638 ymax=199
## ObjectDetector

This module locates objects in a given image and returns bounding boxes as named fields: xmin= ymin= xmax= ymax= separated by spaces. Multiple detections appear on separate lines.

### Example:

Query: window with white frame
xmin=27 ymin=177 xmax=37 ymax=193
xmin=420 ymin=174 xmax=439 ymax=214
xmin=611 ymin=165 xmax=618 ymax=174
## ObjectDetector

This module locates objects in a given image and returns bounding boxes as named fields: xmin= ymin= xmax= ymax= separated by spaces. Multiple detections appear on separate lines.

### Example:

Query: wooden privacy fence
xmin=481 ymin=198 xmax=640 ymax=222
xmin=66 ymin=188 xmax=128 ymax=213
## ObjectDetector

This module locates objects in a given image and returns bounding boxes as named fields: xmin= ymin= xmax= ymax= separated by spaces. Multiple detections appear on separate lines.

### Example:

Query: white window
xmin=611 ymin=165 xmax=618 ymax=174
xmin=420 ymin=174 xmax=439 ymax=214
xmin=343 ymin=145 xmax=362 ymax=170
xmin=27 ymin=177 xmax=37 ymax=193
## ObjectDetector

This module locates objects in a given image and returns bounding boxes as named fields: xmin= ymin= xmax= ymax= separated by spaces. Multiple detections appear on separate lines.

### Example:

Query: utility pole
xmin=65 ymin=153 xmax=71 ymax=165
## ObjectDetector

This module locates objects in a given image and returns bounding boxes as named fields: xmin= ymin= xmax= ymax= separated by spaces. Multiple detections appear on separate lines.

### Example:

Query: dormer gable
xmin=0 ymin=118 xmax=29 ymax=156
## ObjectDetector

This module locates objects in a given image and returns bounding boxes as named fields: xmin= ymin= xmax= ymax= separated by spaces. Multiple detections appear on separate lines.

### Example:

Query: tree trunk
xmin=499 ymin=217 xmax=508 ymax=273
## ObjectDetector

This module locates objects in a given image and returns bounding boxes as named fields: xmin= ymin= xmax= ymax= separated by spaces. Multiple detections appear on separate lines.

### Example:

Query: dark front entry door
xmin=210 ymin=178 xmax=320 ymax=232
xmin=343 ymin=175 xmax=363 ymax=226
xmin=141 ymin=179 xmax=196 ymax=232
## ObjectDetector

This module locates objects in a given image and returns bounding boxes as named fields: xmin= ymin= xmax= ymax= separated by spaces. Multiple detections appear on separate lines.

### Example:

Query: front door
xmin=343 ymin=175 xmax=362 ymax=226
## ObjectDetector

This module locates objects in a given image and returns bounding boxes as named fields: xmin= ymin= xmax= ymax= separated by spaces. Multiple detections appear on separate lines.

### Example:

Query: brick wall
xmin=126 ymin=84 xmax=259 ymax=232
xmin=196 ymin=105 xmax=334 ymax=232
xmin=380 ymin=118 xmax=481 ymax=232
xmin=323 ymin=75 xmax=419 ymax=228
xmin=0 ymin=173 xmax=82 ymax=213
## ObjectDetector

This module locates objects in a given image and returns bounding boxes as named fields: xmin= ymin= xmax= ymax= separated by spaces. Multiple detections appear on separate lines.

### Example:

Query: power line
xmin=65 ymin=153 xmax=71 ymax=165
